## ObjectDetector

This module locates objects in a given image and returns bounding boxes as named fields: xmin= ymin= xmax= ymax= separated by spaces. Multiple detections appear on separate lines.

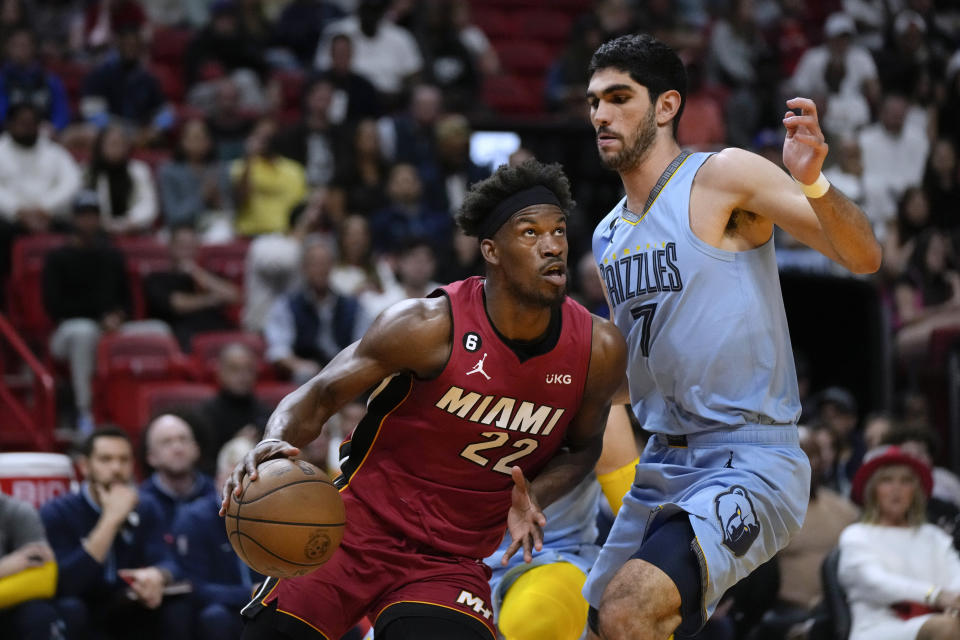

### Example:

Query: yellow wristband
xmin=796 ymin=172 xmax=830 ymax=199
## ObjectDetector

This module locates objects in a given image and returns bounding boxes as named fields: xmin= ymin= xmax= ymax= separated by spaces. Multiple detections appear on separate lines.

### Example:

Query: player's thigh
xmin=378 ymin=614 xmax=492 ymax=640
xmin=499 ymin=562 xmax=588 ymax=640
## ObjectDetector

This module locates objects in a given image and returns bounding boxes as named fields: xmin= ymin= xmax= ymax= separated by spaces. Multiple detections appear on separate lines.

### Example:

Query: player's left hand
xmin=782 ymin=97 xmax=828 ymax=186
xmin=501 ymin=466 xmax=546 ymax=565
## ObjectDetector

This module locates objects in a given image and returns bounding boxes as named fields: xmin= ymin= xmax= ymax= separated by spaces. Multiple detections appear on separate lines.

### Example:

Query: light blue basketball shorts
xmin=583 ymin=425 xmax=810 ymax=626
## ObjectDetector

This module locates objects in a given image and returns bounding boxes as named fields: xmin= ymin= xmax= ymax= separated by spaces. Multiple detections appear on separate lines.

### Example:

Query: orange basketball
xmin=225 ymin=458 xmax=345 ymax=578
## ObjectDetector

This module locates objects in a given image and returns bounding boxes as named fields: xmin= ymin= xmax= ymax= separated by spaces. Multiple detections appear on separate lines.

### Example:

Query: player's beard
xmin=600 ymin=107 xmax=657 ymax=172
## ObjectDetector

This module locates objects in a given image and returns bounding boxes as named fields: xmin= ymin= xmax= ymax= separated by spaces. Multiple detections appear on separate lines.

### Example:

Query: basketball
xmin=225 ymin=458 xmax=345 ymax=578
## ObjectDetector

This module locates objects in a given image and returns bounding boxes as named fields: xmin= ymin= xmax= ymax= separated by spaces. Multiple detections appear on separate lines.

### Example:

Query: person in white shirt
xmin=86 ymin=124 xmax=158 ymax=234
xmin=313 ymin=0 xmax=422 ymax=105
xmin=839 ymin=445 xmax=960 ymax=640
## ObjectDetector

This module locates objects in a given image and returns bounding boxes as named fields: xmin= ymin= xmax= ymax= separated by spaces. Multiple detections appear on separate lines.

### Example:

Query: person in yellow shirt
xmin=230 ymin=118 xmax=307 ymax=236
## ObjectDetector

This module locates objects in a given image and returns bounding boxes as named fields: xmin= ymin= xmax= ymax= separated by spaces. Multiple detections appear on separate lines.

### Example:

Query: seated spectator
xmin=139 ymin=413 xmax=217 ymax=528
xmin=369 ymin=163 xmax=451 ymax=254
xmin=312 ymin=34 xmax=382 ymax=123
xmin=157 ymin=118 xmax=232 ymax=231
xmin=204 ymin=76 xmax=258 ymax=163
xmin=313 ymin=0 xmax=423 ymax=109
xmin=884 ymin=425 xmax=960 ymax=517
xmin=379 ymin=83 xmax=441 ymax=166
xmin=80 ymin=25 xmax=171 ymax=136
xmin=230 ymin=118 xmax=307 ymax=236
xmin=417 ymin=0 xmax=478 ymax=114
xmin=0 ymin=101 xmax=80 ymax=284
xmin=893 ymin=230 xmax=960 ymax=367
xmin=0 ymin=26 xmax=69 ymax=131
xmin=0 ymin=492 xmax=62 ymax=639
xmin=360 ymin=236 xmax=439 ymax=318
xmin=81 ymin=0 xmax=146 ymax=54
xmin=450 ymin=0 xmax=499 ymax=78
xmin=85 ymin=124 xmax=159 ymax=234
xmin=922 ymin=139 xmax=960 ymax=233
xmin=143 ymin=224 xmax=240 ymax=351
xmin=863 ymin=411 xmax=894 ymax=451
xmin=39 ymin=428 xmax=178 ymax=640
xmin=839 ymin=446 xmax=960 ymax=640
xmin=264 ymin=236 xmax=370 ymax=383
xmin=823 ymin=136 xmax=867 ymax=220
xmin=242 ymin=191 xmax=325 ymax=333
xmin=330 ymin=214 xmax=392 ymax=296
xmin=272 ymin=0 xmax=344 ymax=68
xmin=198 ymin=342 xmax=270 ymax=460
xmin=419 ymin=114 xmax=490 ymax=216
xmin=752 ymin=427 xmax=859 ymax=638
xmin=274 ymin=79 xmax=342 ymax=188
xmin=814 ymin=386 xmax=864 ymax=493
xmin=167 ymin=434 xmax=263 ymax=640
xmin=327 ymin=118 xmax=389 ymax=221
xmin=42 ymin=192 xmax=147 ymax=432
xmin=183 ymin=0 xmax=266 ymax=91
xmin=882 ymin=186 xmax=931 ymax=278
xmin=438 ymin=226 xmax=483 ymax=283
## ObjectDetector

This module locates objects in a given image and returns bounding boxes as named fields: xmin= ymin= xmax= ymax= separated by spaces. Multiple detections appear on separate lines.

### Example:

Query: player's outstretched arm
xmin=220 ymin=296 xmax=452 ymax=514
xmin=704 ymin=97 xmax=881 ymax=274
xmin=501 ymin=316 xmax=627 ymax=563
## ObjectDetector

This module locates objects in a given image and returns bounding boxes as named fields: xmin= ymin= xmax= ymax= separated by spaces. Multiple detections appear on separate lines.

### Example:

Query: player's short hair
xmin=456 ymin=160 xmax=574 ymax=238
xmin=81 ymin=426 xmax=131 ymax=457
xmin=589 ymin=34 xmax=687 ymax=136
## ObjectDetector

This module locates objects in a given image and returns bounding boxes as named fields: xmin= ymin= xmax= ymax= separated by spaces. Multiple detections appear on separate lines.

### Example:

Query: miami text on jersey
xmin=434 ymin=386 xmax=565 ymax=436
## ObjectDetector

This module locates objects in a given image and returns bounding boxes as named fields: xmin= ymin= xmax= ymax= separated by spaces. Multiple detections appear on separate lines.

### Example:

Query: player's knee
xmin=498 ymin=563 xmax=588 ymax=640
xmin=598 ymin=560 xmax=681 ymax=639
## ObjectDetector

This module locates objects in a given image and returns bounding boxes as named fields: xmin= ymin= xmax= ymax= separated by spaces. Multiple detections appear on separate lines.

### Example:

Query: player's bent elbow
xmin=847 ymin=245 xmax=882 ymax=275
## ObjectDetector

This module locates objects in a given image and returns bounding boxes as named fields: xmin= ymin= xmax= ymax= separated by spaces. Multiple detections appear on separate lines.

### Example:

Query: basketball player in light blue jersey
xmin=484 ymin=405 xmax=638 ymax=640
xmin=582 ymin=34 xmax=882 ymax=640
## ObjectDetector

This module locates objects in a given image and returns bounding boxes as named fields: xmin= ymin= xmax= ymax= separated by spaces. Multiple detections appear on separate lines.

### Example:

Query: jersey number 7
xmin=630 ymin=302 xmax=657 ymax=357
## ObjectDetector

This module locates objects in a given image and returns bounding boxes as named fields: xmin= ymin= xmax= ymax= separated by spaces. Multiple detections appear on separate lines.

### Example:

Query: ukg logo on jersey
xmin=545 ymin=374 xmax=572 ymax=385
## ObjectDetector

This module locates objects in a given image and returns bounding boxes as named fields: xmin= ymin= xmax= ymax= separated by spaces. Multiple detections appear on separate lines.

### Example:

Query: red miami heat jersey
xmin=338 ymin=276 xmax=594 ymax=559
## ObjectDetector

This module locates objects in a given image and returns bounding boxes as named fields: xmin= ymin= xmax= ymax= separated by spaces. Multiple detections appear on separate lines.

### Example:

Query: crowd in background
xmin=1 ymin=0 xmax=960 ymax=639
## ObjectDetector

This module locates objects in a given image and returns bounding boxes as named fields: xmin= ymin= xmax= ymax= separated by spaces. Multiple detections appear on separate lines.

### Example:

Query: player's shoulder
xmin=589 ymin=314 xmax=626 ymax=353
xmin=698 ymin=147 xmax=779 ymax=193
xmin=365 ymin=293 xmax=452 ymax=351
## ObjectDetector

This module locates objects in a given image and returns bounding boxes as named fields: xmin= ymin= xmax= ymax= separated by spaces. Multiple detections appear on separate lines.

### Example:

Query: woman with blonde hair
xmin=839 ymin=445 xmax=960 ymax=640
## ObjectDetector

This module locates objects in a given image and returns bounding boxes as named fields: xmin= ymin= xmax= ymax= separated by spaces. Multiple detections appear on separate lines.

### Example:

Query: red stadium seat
xmin=198 ymin=240 xmax=250 ymax=284
xmin=150 ymin=63 xmax=185 ymax=104
xmin=255 ymin=381 xmax=297 ymax=411
xmin=135 ymin=382 xmax=217 ymax=428
xmin=190 ymin=330 xmax=268 ymax=382
xmin=471 ymin=8 xmax=517 ymax=40
xmin=115 ymin=236 xmax=171 ymax=319
xmin=93 ymin=332 xmax=190 ymax=433
xmin=482 ymin=74 xmax=545 ymax=116
xmin=150 ymin=26 xmax=193 ymax=67
xmin=7 ymin=234 xmax=68 ymax=343
xmin=495 ymin=41 xmax=553 ymax=76
xmin=514 ymin=9 xmax=572 ymax=45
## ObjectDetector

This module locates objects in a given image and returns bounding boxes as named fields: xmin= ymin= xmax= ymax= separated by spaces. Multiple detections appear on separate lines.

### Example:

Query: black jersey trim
xmin=480 ymin=287 xmax=563 ymax=363
xmin=339 ymin=374 xmax=414 ymax=488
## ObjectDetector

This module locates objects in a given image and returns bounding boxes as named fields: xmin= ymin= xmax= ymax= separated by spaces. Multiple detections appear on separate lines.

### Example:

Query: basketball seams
xmin=227 ymin=514 xmax=346 ymax=527
xmin=232 ymin=532 xmax=327 ymax=567
xmin=234 ymin=478 xmax=337 ymax=505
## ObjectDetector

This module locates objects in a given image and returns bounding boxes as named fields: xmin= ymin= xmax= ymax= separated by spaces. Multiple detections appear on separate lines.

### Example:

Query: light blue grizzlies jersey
xmin=591 ymin=152 xmax=800 ymax=436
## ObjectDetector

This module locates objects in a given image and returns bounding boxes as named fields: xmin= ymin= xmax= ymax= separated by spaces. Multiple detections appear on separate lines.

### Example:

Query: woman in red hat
xmin=838 ymin=445 xmax=960 ymax=640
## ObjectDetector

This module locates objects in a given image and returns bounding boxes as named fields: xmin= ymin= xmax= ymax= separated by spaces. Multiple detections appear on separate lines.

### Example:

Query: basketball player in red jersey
xmin=220 ymin=159 xmax=627 ymax=640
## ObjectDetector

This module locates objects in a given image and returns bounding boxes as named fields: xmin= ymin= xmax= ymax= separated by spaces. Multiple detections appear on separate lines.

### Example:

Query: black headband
xmin=478 ymin=185 xmax=563 ymax=240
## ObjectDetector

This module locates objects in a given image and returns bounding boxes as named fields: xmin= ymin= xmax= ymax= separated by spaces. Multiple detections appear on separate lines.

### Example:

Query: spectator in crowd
xmin=43 ymin=192 xmax=134 ymax=433
xmin=314 ymin=0 xmax=423 ymax=108
xmin=39 ymin=428 xmax=177 ymax=640
xmin=264 ymin=236 xmax=370 ymax=383
xmin=858 ymin=93 xmax=930 ymax=227
xmin=819 ymin=50 xmax=871 ymax=141
xmin=381 ymin=82 xmax=442 ymax=166
xmin=0 ymin=26 xmax=69 ymax=131
xmin=242 ymin=191 xmax=325 ymax=333
xmin=198 ymin=342 xmax=270 ymax=459
xmin=546 ymin=14 xmax=606 ymax=118
xmin=231 ymin=118 xmax=307 ymax=236
xmin=815 ymin=386 xmax=864 ymax=489
xmin=272 ymin=0 xmax=344 ymax=68
xmin=573 ymin=251 xmax=609 ymax=318
xmin=882 ymin=186 xmax=930 ymax=277
xmin=81 ymin=0 xmax=146 ymax=54
xmin=157 ymin=118 xmax=232 ymax=230
xmin=330 ymin=214 xmax=391 ymax=296
xmin=183 ymin=0 xmax=266 ymax=90
xmin=85 ymin=124 xmax=159 ymax=234
xmin=753 ymin=426 xmax=860 ymax=638
xmin=790 ymin=12 xmax=880 ymax=111
xmin=139 ymin=413 xmax=217 ymax=528
xmin=369 ymin=162 xmax=451 ymax=254
xmin=167 ymin=433 xmax=262 ymax=640
xmin=450 ymin=0 xmax=499 ymax=77
xmin=80 ymin=25 xmax=171 ymax=136
xmin=883 ymin=425 xmax=960 ymax=513
xmin=0 ymin=492 xmax=61 ymax=640
xmin=922 ymin=139 xmax=960 ymax=233
xmin=327 ymin=117 xmax=388 ymax=221
xmin=143 ymin=224 xmax=239 ymax=351
xmin=204 ymin=76 xmax=259 ymax=162
xmin=419 ymin=113 xmax=490 ymax=216
xmin=439 ymin=226 xmax=483 ymax=283
xmin=893 ymin=229 xmax=960 ymax=367
xmin=862 ymin=410 xmax=894 ymax=451
xmin=823 ymin=136 xmax=867 ymax=218
xmin=0 ymin=101 xmax=80 ymax=284
xmin=874 ymin=10 xmax=930 ymax=96
xmin=312 ymin=33 xmax=382 ymax=123
xmin=839 ymin=445 xmax=960 ymax=640
xmin=416 ymin=0 xmax=478 ymax=114
xmin=359 ymin=236 xmax=439 ymax=318
xmin=274 ymin=79 xmax=341 ymax=188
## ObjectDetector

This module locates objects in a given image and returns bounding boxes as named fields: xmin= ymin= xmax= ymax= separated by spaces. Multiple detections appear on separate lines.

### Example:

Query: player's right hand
xmin=219 ymin=439 xmax=301 ymax=516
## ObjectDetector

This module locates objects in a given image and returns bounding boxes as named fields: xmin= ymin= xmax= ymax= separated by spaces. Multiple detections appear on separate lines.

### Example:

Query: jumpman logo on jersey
xmin=466 ymin=353 xmax=491 ymax=380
